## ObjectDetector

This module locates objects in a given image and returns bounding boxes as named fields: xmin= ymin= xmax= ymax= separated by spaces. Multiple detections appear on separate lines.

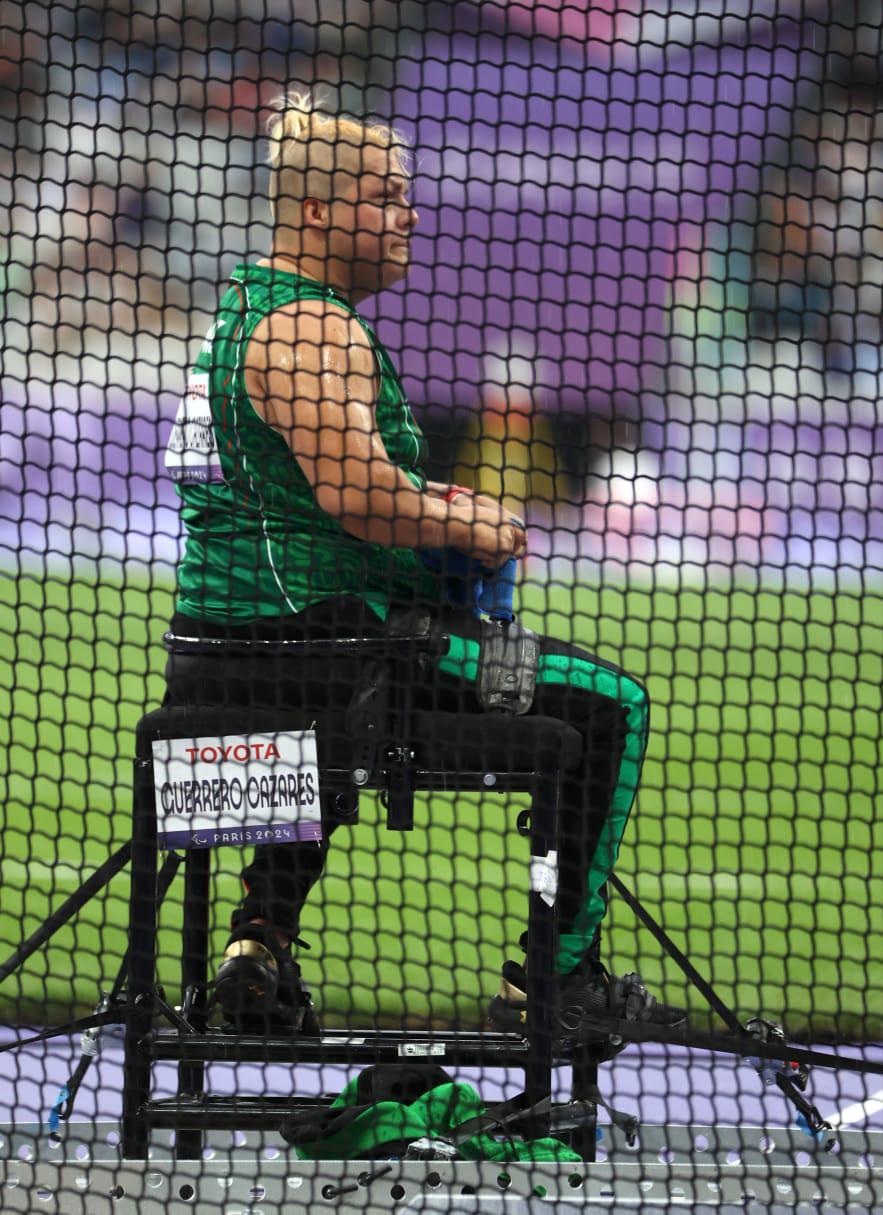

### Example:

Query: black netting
xmin=0 ymin=1 xmax=881 ymax=1210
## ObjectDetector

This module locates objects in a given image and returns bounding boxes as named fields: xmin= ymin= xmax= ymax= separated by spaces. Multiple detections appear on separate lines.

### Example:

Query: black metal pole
xmin=386 ymin=647 xmax=417 ymax=830
xmin=175 ymin=846 xmax=211 ymax=1162
xmin=570 ymin=1047 xmax=599 ymax=1161
xmin=0 ymin=842 xmax=132 ymax=986
xmin=122 ymin=758 xmax=158 ymax=1160
xmin=522 ymin=770 xmax=560 ymax=1141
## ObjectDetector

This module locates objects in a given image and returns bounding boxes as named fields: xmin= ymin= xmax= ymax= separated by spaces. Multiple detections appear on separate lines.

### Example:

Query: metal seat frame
xmin=122 ymin=631 xmax=600 ymax=1161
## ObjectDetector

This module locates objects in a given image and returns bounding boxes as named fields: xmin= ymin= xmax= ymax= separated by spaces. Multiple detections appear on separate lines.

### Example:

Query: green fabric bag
xmin=291 ymin=1075 xmax=582 ymax=1162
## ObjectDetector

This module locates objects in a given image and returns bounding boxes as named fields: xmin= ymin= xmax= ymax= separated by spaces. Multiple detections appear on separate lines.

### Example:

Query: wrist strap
xmin=443 ymin=485 xmax=475 ymax=504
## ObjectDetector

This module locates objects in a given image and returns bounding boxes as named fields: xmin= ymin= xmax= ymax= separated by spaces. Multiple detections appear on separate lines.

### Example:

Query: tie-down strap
xmin=477 ymin=617 xmax=540 ymax=715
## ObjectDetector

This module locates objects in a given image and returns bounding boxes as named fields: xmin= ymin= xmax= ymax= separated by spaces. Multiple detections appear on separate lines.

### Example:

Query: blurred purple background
xmin=0 ymin=0 xmax=880 ymax=581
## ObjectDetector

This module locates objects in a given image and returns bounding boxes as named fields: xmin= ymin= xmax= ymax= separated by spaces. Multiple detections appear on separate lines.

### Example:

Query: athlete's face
xmin=331 ymin=144 xmax=418 ymax=294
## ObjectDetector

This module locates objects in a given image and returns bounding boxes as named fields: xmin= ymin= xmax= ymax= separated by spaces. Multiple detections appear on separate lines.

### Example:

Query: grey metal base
xmin=2 ymin=1121 xmax=882 ymax=1213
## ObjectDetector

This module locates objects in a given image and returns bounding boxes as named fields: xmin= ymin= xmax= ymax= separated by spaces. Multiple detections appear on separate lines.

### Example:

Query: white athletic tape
xmin=529 ymin=850 xmax=558 ymax=907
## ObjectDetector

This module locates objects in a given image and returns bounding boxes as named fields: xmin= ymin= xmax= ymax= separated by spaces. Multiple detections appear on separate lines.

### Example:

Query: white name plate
xmin=152 ymin=730 xmax=322 ymax=850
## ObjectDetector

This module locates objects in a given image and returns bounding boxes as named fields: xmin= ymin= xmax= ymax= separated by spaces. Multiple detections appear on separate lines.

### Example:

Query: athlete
xmin=164 ymin=92 xmax=684 ymax=1054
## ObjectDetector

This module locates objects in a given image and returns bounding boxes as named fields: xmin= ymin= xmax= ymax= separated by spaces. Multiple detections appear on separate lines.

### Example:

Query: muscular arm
xmin=244 ymin=302 xmax=525 ymax=564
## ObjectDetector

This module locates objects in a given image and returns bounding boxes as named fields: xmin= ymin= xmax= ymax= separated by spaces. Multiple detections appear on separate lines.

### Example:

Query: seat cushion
xmin=410 ymin=711 xmax=582 ymax=772
xmin=137 ymin=704 xmax=582 ymax=773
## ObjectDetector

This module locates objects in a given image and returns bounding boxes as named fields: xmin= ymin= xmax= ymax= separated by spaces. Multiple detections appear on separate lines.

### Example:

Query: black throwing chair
xmin=122 ymin=629 xmax=600 ymax=1161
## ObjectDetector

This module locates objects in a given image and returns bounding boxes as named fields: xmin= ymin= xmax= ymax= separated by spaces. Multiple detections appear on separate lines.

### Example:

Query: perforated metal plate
xmin=2 ymin=1121 xmax=882 ymax=1213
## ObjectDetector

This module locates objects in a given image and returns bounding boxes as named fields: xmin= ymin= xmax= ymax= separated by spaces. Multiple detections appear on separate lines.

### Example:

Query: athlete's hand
xmin=475 ymin=517 xmax=527 ymax=568
xmin=451 ymin=499 xmax=527 ymax=568
xmin=473 ymin=492 xmax=525 ymax=530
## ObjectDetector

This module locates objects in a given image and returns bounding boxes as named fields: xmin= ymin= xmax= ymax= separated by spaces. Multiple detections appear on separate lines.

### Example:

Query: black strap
xmin=476 ymin=617 xmax=540 ymax=715
xmin=0 ymin=842 xmax=132 ymax=987
xmin=281 ymin=1102 xmax=375 ymax=1146
xmin=562 ymin=1009 xmax=883 ymax=1076
xmin=446 ymin=1090 xmax=540 ymax=1146
xmin=606 ymin=871 xmax=870 ymax=1147
xmin=344 ymin=657 xmax=389 ymax=779
xmin=163 ymin=631 xmax=448 ymax=659
xmin=584 ymin=1084 xmax=638 ymax=1145
xmin=608 ymin=872 xmax=745 ymax=1036
xmin=0 ymin=1009 xmax=124 ymax=1055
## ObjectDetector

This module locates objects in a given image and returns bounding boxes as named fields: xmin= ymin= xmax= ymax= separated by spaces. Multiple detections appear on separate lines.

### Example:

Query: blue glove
xmin=476 ymin=557 xmax=516 ymax=622
xmin=420 ymin=550 xmax=517 ymax=622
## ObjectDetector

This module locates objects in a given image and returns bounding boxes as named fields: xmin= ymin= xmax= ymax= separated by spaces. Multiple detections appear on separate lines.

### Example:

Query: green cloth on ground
xmin=292 ymin=1076 xmax=582 ymax=1162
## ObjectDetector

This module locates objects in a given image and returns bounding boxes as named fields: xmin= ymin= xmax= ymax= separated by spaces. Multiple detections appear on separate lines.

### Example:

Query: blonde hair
xmin=266 ymin=90 xmax=411 ymax=221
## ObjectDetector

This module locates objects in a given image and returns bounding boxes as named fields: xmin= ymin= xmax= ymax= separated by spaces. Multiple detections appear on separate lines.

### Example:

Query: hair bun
xmin=266 ymin=90 xmax=322 ymax=167
xmin=265 ymin=89 xmax=410 ymax=220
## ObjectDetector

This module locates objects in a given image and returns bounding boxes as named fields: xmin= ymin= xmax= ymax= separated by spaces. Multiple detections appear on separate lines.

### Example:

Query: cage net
xmin=0 ymin=0 xmax=882 ymax=1210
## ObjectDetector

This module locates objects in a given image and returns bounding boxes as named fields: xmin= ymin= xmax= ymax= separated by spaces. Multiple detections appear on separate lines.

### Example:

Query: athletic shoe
xmin=213 ymin=922 xmax=320 ymax=1035
xmin=487 ymin=932 xmax=686 ymax=1060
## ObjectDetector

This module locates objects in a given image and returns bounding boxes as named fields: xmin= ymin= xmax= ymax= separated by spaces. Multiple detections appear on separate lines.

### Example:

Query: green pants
xmin=431 ymin=613 xmax=650 ymax=974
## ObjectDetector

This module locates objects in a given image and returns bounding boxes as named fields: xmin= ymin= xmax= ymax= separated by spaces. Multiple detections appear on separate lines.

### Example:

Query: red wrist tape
xmin=443 ymin=485 xmax=475 ymax=503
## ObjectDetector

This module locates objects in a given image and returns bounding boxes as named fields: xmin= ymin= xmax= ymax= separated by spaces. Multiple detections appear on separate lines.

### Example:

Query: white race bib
xmin=152 ymin=730 xmax=322 ymax=849
xmin=165 ymin=373 xmax=223 ymax=483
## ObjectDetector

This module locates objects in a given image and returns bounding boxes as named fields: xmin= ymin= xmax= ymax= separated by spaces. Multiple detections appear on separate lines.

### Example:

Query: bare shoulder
xmin=247 ymin=298 xmax=372 ymax=376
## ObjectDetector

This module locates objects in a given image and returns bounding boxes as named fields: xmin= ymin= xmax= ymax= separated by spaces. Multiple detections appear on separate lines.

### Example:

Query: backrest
xmin=162 ymin=649 xmax=366 ymax=717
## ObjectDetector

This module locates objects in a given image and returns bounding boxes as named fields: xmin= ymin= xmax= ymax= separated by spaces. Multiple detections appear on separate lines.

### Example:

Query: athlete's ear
xmin=302 ymin=197 xmax=330 ymax=230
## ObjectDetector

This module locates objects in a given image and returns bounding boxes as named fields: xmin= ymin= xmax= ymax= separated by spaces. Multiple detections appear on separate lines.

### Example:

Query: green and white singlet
xmin=167 ymin=263 xmax=441 ymax=621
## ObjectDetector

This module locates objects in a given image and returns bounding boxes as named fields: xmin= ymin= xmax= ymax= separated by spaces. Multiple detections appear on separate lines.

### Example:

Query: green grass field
xmin=0 ymin=565 xmax=880 ymax=1039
